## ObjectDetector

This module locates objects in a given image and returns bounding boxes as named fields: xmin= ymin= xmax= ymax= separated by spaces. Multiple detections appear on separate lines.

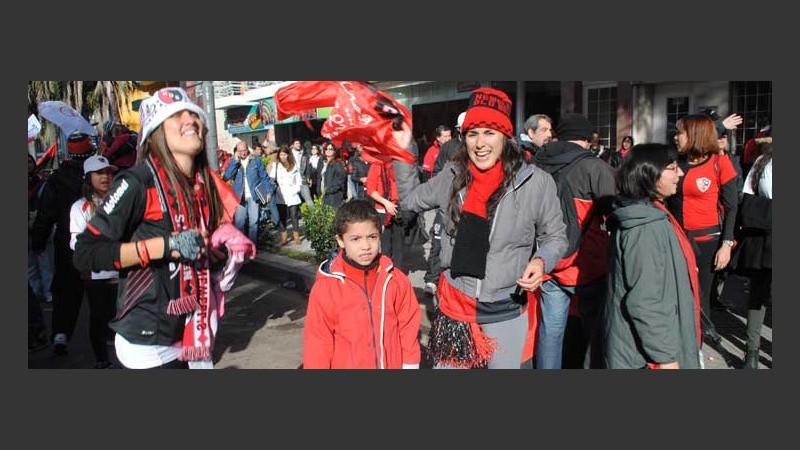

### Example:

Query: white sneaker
xmin=53 ymin=333 xmax=68 ymax=355
xmin=424 ymin=282 xmax=437 ymax=295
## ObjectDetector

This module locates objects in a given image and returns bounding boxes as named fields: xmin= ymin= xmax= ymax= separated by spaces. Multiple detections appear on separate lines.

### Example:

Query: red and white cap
xmin=137 ymin=87 xmax=207 ymax=149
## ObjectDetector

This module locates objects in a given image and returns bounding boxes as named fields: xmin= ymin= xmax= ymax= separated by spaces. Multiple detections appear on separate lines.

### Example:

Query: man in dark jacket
xmin=425 ymin=112 xmax=465 ymax=295
xmin=30 ymin=132 xmax=95 ymax=354
xmin=522 ymin=113 xmax=553 ymax=160
xmin=532 ymin=113 xmax=617 ymax=369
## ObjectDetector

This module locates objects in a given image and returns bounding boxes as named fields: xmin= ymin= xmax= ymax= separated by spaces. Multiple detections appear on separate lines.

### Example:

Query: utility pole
xmin=195 ymin=81 xmax=219 ymax=171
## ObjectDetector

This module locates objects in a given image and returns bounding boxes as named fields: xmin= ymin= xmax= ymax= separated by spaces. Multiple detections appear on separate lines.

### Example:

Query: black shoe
xmin=744 ymin=350 xmax=759 ymax=369
xmin=94 ymin=361 xmax=113 ymax=369
xmin=28 ymin=337 xmax=49 ymax=353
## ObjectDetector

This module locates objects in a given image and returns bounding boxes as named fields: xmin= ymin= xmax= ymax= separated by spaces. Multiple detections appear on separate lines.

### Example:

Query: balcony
xmin=213 ymin=81 xmax=283 ymax=98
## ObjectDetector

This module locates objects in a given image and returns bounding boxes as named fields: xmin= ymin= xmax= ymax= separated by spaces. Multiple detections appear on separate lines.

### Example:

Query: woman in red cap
xmin=399 ymin=87 xmax=568 ymax=368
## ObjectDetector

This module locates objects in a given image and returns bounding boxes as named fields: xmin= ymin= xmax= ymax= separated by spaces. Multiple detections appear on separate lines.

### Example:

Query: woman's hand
xmin=722 ymin=114 xmax=743 ymax=130
xmin=208 ymin=245 xmax=229 ymax=270
xmin=392 ymin=121 xmax=413 ymax=151
xmin=517 ymin=257 xmax=545 ymax=292
xmin=714 ymin=244 xmax=732 ymax=271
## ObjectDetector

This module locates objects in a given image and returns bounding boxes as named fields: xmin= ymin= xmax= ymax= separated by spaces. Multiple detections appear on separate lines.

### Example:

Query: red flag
xmin=274 ymin=81 xmax=339 ymax=121
xmin=324 ymin=82 xmax=414 ymax=164
xmin=36 ymin=142 xmax=57 ymax=167
xmin=209 ymin=170 xmax=240 ymax=224
xmin=275 ymin=81 xmax=415 ymax=165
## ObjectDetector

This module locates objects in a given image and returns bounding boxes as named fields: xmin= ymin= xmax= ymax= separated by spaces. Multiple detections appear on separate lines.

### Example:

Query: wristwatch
xmin=721 ymin=240 xmax=735 ymax=247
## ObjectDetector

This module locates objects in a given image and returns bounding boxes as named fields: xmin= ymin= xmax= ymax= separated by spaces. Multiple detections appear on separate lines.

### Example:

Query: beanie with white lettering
xmin=461 ymin=87 xmax=513 ymax=138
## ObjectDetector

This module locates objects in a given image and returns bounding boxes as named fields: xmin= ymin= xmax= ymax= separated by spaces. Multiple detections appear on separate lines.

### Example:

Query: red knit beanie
xmin=461 ymin=88 xmax=513 ymax=138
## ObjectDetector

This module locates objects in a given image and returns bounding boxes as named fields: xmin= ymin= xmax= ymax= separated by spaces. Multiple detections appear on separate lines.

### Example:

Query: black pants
xmin=694 ymin=237 xmax=722 ymax=341
xmin=85 ymin=279 xmax=118 ymax=363
xmin=277 ymin=204 xmax=300 ymax=232
xmin=28 ymin=283 xmax=45 ymax=341
xmin=424 ymin=210 xmax=444 ymax=284
xmin=379 ymin=214 xmax=406 ymax=273
xmin=51 ymin=241 xmax=85 ymax=341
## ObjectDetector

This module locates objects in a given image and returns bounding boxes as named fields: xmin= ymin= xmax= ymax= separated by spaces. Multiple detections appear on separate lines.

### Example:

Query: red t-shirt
xmin=678 ymin=153 xmax=737 ymax=237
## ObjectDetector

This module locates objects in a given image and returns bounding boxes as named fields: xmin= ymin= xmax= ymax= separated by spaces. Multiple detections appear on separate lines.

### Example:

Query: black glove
xmin=165 ymin=230 xmax=205 ymax=262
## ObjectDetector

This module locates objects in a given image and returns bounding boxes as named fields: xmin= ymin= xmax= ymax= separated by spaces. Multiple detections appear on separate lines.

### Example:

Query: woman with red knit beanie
xmin=399 ymin=87 xmax=568 ymax=368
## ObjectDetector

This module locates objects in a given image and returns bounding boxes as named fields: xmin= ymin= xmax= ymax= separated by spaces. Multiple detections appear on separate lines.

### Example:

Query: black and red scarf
xmin=428 ymin=161 xmax=506 ymax=368
xmin=450 ymin=161 xmax=505 ymax=279
xmin=149 ymin=154 xmax=214 ymax=362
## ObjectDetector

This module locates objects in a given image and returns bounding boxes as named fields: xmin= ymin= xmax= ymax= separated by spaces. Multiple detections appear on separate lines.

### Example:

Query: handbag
xmin=718 ymin=270 xmax=751 ymax=316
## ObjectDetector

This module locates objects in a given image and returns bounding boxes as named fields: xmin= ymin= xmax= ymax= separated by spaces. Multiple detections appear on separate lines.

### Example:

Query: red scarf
xmin=427 ymin=161 xmax=506 ymax=368
xmin=654 ymin=201 xmax=703 ymax=348
xmin=149 ymin=154 xmax=215 ymax=362
xmin=463 ymin=161 xmax=505 ymax=218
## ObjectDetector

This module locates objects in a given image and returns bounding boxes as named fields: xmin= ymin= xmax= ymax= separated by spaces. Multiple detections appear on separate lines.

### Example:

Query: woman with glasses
xmin=603 ymin=143 xmax=702 ymax=369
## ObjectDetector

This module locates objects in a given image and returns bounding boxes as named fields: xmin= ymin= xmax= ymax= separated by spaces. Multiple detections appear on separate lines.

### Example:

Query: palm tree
xmin=28 ymin=81 xmax=138 ymax=143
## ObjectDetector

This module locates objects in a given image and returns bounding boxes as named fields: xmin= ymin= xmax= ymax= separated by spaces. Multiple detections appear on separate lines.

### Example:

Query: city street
xmin=28 ymin=210 xmax=771 ymax=369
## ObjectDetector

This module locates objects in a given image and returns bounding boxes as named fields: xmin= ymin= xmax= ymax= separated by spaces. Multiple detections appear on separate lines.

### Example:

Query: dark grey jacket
xmin=401 ymin=161 xmax=567 ymax=305
xmin=604 ymin=200 xmax=701 ymax=369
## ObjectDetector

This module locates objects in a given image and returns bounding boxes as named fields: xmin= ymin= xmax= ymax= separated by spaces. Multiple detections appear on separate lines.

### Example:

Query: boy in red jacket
xmin=303 ymin=199 xmax=422 ymax=369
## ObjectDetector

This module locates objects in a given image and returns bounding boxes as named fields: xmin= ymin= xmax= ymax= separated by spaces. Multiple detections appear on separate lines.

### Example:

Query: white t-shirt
xmin=69 ymin=198 xmax=119 ymax=280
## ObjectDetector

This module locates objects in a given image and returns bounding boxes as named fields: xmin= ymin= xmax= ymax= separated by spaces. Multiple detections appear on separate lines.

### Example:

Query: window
xmin=586 ymin=86 xmax=617 ymax=150
xmin=731 ymin=81 xmax=772 ymax=155
xmin=666 ymin=96 xmax=689 ymax=146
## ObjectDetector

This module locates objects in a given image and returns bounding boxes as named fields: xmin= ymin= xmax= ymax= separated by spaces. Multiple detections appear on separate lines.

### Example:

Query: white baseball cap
xmin=83 ymin=155 xmax=118 ymax=175
xmin=137 ymin=87 xmax=208 ymax=149
xmin=456 ymin=111 xmax=466 ymax=128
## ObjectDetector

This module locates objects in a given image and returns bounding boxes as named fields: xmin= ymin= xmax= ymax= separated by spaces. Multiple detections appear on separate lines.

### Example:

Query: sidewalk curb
xmin=241 ymin=250 xmax=318 ymax=294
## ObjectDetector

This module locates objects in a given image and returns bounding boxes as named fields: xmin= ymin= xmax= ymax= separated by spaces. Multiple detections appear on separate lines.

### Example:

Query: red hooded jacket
xmin=303 ymin=252 xmax=421 ymax=369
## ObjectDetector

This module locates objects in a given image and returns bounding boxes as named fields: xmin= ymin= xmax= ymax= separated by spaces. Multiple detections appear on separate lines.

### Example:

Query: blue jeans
xmin=264 ymin=197 xmax=280 ymax=227
xmin=537 ymin=277 xmax=606 ymax=369
xmin=28 ymin=232 xmax=54 ymax=301
xmin=536 ymin=279 xmax=573 ymax=369
xmin=234 ymin=197 xmax=261 ymax=244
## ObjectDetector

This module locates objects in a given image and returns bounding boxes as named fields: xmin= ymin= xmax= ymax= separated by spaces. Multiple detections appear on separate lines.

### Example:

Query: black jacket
xmin=30 ymin=159 xmax=84 ymax=253
xmin=73 ymin=162 xmax=187 ymax=346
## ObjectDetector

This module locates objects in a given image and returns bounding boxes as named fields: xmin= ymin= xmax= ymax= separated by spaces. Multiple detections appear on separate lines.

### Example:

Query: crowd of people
xmin=28 ymin=85 xmax=772 ymax=370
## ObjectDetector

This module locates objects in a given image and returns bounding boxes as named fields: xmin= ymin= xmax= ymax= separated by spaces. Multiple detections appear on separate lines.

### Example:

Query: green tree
xmin=300 ymin=197 xmax=338 ymax=263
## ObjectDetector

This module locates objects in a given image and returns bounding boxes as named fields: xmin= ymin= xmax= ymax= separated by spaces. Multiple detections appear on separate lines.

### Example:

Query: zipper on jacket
xmin=364 ymin=271 xmax=380 ymax=369
xmin=344 ymin=273 xmax=380 ymax=369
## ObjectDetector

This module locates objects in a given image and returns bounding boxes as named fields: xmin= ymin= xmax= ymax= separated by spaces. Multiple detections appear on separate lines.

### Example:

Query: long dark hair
xmin=616 ymin=143 xmax=678 ymax=201
xmin=447 ymin=137 xmax=523 ymax=234
xmin=751 ymin=140 xmax=772 ymax=195
xmin=277 ymin=145 xmax=297 ymax=172
xmin=140 ymin=126 xmax=223 ymax=231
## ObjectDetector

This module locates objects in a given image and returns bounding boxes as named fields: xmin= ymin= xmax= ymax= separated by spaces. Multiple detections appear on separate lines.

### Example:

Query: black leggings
xmin=694 ymin=237 xmax=721 ymax=318
xmin=85 ymin=279 xmax=118 ymax=363
xmin=277 ymin=204 xmax=300 ymax=232
xmin=51 ymin=242 xmax=84 ymax=340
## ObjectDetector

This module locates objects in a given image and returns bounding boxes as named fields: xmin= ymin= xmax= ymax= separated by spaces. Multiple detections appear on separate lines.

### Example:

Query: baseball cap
xmin=456 ymin=111 xmax=466 ymax=129
xmin=83 ymin=155 xmax=118 ymax=175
